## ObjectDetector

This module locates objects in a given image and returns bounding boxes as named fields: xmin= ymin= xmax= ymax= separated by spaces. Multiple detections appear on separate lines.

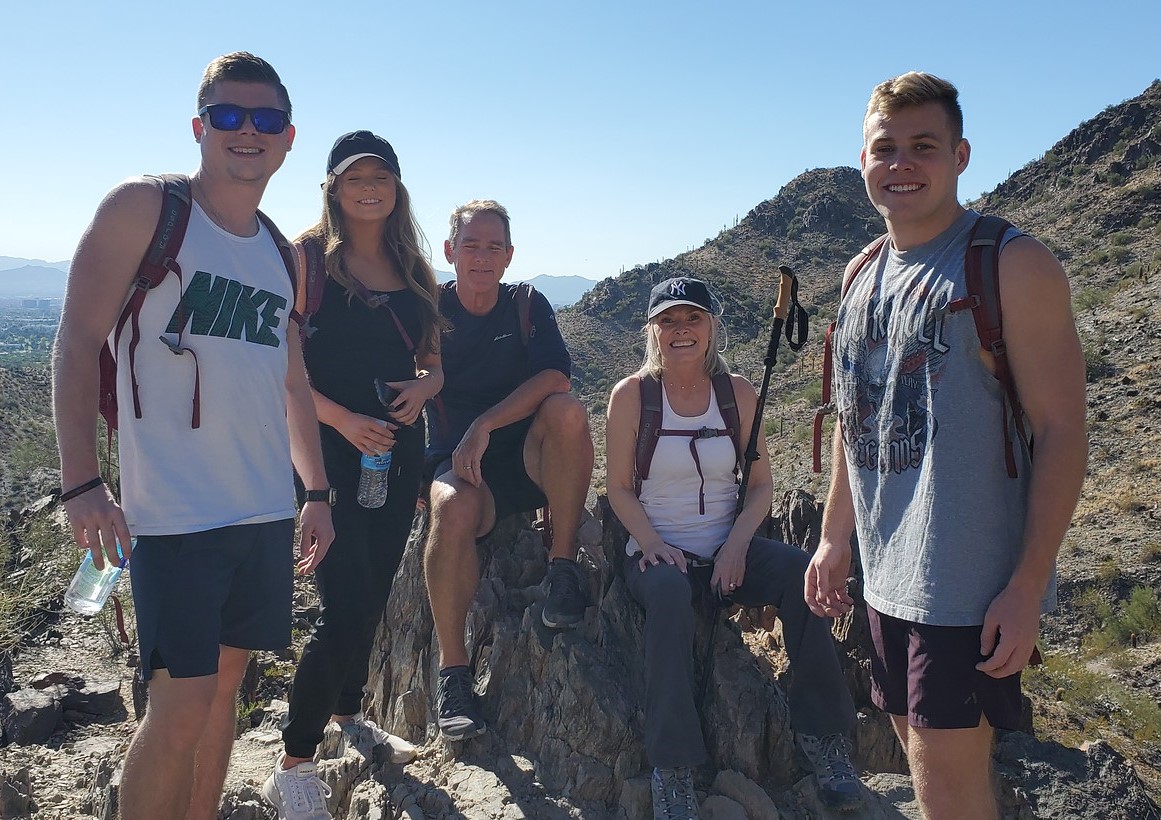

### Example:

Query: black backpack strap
xmin=951 ymin=214 xmax=1029 ymax=478
xmin=513 ymin=282 xmax=536 ymax=345
xmin=634 ymin=373 xmax=663 ymax=496
xmin=812 ymin=234 xmax=889 ymax=473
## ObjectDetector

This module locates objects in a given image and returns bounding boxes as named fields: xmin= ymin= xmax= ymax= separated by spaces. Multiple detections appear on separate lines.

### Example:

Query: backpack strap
xmin=949 ymin=214 xmax=1029 ymax=478
xmin=633 ymin=372 xmax=741 ymax=513
xmin=634 ymin=373 xmax=664 ymax=496
xmin=812 ymin=234 xmax=889 ymax=472
xmin=709 ymin=371 xmax=742 ymax=473
xmin=295 ymin=239 xmax=328 ymax=344
xmin=295 ymin=237 xmax=415 ymax=354
xmin=513 ymin=281 xmax=536 ymax=345
xmin=255 ymin=209 xmax=299 ymax=319
xmin=100 ymin=173 xmax=194 ymax=436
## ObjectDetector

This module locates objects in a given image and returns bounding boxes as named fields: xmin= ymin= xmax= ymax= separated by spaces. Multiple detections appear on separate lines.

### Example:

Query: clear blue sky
xmin=2 ymin=1 xmax=1158 ymax=280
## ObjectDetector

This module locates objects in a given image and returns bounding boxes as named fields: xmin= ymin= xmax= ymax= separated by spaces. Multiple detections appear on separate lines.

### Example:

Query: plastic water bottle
xmin=357 ymin=452 xmax=391 ymax=508
xmin=64 ymin=539 xmax=134 ymax=616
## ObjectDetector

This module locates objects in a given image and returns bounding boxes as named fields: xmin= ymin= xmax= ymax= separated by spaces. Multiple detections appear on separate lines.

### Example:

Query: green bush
xmin=1027 ymin=653 xmax=1161 ymax=741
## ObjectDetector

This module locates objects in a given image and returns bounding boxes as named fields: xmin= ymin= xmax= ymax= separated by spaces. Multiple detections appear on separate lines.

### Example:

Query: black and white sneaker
xmin=542 ymin=557 xmax=588 ymax=629
xmin=435 ymin=665 xmax=486 ymax=741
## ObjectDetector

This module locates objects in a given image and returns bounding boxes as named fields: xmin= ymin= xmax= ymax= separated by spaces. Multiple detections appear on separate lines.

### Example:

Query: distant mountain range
xmin=0 ymin=259 xmax=69 ymax=298
xmin=0 ymin=257 xmax=598 ymax=306
xmin=434 ymin=270 xmax=598 ymax=307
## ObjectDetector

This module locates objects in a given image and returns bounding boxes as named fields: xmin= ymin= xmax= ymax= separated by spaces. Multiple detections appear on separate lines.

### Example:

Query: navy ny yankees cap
xmin=646 ymin=276 xmax=716 ymax=320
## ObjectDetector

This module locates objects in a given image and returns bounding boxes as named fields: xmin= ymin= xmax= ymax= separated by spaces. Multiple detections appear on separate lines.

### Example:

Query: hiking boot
xmin=337 ymin=712 xmax=417 ymax=764
xmin=542 ymin=557 xmax=588 ymax=629
xmin=261 ymin=753 xmax=333 ymax=820
xmin=797 ymin=733 xmax=862 ymax=811
xmin=435 ymin=665 xmax=486 ymax=741
xmin=651 ymin=767 xmax=700 ymax=819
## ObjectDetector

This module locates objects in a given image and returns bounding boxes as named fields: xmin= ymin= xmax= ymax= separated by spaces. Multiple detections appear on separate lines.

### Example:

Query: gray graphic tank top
xmin=833 ymin=209 xmax=1054 ymax=625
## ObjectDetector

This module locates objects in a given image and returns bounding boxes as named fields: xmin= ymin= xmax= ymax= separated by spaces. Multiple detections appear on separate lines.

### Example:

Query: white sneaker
xmin=337 ymin=712 xmax=418 ymax=764
xmin=261 ymin=753 xmax=333 ymax=820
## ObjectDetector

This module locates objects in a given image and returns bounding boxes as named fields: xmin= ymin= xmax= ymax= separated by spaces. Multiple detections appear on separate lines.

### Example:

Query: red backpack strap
xmin=812 ymin=234 xmax=889 ymax=472
xmin=513 ymin=282 xmax=535 ymax=345
xmin=710 ymin=372 xmax=742 ymax=475
xmin=255 ymin=209 xmax=298 ymax=317
xmin=634 ymin=373 xmax=663 ymax=496
xmin=950 ymin=214 xmax=1029 ymax=478
xmin=100 ymin=173 xmax=193 ymax=436
xmin=295 ymin=239 xmax=327 ymax=344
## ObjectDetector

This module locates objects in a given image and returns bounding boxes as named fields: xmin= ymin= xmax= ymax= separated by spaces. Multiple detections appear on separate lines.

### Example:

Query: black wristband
xmin=60 ymin=477 xmax=105 ymax=503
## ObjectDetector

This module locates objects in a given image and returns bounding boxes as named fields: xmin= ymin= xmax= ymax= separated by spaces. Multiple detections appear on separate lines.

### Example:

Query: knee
xmin=142 ymin=679 xmax=218 ymax=748
xmin=536 ymin=393 xmax=591 ymax=439
xmin=638 ymin=566 xmax=695 ymax=616
xmin=428 ymin=482 xmax=484 ymax=540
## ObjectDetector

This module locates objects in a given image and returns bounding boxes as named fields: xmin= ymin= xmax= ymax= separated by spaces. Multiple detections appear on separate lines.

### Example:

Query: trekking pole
xmin=698 ymin=266 xmax=807 ymax=710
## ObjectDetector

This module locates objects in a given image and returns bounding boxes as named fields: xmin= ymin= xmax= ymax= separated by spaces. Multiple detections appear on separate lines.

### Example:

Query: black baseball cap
xmin=646 ymin=277 xmax=716 ymax=320
xmin=327 ymin=130 xmax=401 ymax=178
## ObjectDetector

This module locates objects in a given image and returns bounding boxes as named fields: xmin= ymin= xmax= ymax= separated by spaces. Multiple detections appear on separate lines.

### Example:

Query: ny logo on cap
xmin=670 ymin=281 xmax=686 ymax=296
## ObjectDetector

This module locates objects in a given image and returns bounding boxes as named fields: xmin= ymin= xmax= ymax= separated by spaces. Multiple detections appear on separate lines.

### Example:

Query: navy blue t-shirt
xmin=426 ymin=281 xmax=571 ymax=458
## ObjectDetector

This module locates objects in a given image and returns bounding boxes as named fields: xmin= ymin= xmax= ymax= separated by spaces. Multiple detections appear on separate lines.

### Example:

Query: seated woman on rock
xmin=604 ymin=276 xmax=862 ymax=819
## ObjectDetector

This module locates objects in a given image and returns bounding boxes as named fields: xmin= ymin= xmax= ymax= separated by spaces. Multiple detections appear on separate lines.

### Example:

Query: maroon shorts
xmin=867 ymin=605 xmax=1024 ymax=730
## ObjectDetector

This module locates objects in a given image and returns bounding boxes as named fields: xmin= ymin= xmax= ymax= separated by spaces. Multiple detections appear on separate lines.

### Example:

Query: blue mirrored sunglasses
xmin=197 ymin=104 xmax=291 ymax=135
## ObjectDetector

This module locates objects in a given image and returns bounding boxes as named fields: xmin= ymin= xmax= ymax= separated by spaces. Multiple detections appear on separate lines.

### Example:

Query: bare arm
xmin=453 ymin=367 xmax=570 ymax=487
xmin=605 ymin=375 xmax=691 ymax=573
xmin=805 ymin=420 xmax=857 ymax=617
xmin=383 ymin=346 xmax=444 ymax=426
xmin=285 ymin=324 xmax=335 ymax=573
xmin=977 ymin=236 xmax=1087 ymax=676
xmin=52 ymin=178 xmax=163 ymax=569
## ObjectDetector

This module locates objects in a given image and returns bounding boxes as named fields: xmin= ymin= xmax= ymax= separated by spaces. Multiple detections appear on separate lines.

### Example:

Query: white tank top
xmin=626 ymin=382 xmax=738 ymax=560
xmin=115 ymin=201 xmax=297 ymax=535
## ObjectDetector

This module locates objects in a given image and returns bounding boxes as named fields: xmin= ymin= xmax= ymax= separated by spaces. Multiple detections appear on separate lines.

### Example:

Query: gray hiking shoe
xmin=435 ymin=665 xmax=486 ymax=741
xmin=651 ymin=767 xmax=700 ymax=819
xmin=542 ymin=557 xmax=588 ymax=629
xmin=797 ymin=733 xmax=862 ymax=811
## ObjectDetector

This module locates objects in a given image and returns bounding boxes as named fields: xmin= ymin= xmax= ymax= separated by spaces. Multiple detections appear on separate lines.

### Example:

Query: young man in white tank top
xmin=53 ymin=53 xmax=334 ymax=820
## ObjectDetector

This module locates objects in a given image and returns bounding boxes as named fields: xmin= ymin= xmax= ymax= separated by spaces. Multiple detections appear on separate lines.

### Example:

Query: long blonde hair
xmin=298 ymin=171 xmax=444 ymax=354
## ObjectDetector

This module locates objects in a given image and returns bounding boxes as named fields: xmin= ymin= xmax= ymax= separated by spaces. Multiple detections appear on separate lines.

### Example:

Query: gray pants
xmin=624 ymin=536 xmax=856 ymax=768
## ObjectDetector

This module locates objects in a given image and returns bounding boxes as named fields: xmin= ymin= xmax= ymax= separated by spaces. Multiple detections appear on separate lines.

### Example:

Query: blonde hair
xmin=299 ymin=170 xmax=444 ymax=354
xmin=864 ymin=71 xmax=963 ymax=144
xmin=639 ymin=310 xmax=729 ymax=379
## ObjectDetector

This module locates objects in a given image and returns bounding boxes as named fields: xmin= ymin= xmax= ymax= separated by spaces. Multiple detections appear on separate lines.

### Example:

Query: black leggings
xmin=282 ymin=426 xmax=424 ymax=759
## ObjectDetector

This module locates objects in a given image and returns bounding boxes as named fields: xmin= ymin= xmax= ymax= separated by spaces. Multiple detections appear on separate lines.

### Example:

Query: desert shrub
xmin=1109 ymin=586 xmax=1161 ymax=644
xmin=1027 ymin=653 xmax=1161 ymax=741
xmin=1073 ymin=286 xmax=1110 ymax=313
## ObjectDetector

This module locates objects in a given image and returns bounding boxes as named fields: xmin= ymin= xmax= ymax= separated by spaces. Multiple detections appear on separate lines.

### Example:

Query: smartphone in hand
xmin=374 ymin=378 xmax=403 ymax=422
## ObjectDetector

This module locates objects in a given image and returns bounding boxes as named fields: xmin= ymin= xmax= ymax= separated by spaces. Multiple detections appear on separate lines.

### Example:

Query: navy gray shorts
xmin=867 ymin=605 xmax=1024 ymax=730
xmin=129 ymin=519 xmax=295 ymax=681
xmin=427 ymin=417 xmax=547 ymax=528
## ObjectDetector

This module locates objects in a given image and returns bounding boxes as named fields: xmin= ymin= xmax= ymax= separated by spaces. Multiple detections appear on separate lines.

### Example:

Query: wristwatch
xmin=303 ymin=487 xmax=337 ymax=506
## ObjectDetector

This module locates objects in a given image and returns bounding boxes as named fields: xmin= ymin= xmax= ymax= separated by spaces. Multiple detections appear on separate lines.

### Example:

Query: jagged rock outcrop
xmin=362 ymin=502 xmax=847 ymax=815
